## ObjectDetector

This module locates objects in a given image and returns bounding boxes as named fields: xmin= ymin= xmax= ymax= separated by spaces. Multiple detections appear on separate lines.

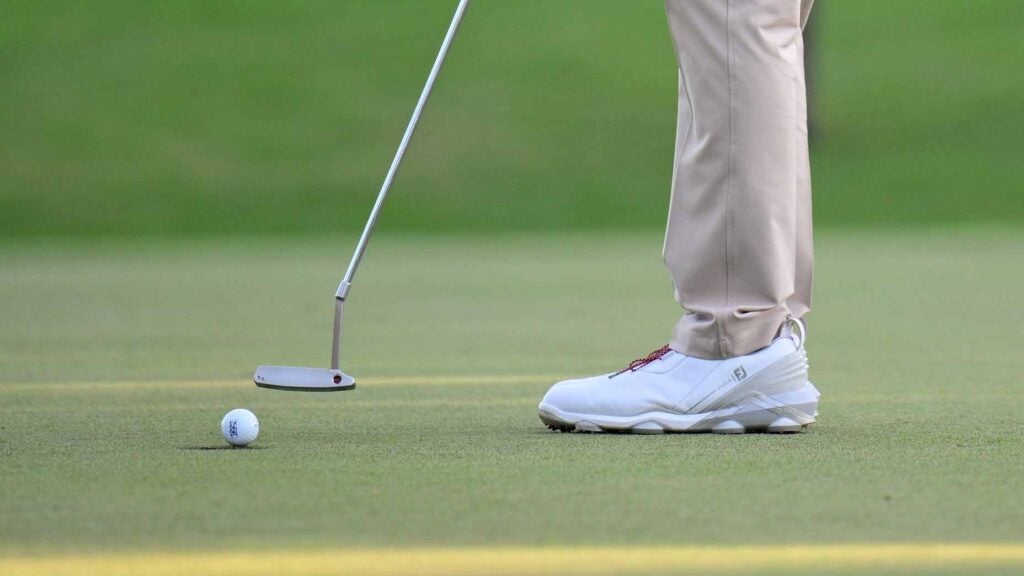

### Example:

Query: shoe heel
xmin=721 ymin=383 xmax=819 ymax=433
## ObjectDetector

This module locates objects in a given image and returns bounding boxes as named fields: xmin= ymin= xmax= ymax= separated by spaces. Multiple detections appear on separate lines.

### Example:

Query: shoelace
xmin=610 ymin=345 xmax=672 ymax=378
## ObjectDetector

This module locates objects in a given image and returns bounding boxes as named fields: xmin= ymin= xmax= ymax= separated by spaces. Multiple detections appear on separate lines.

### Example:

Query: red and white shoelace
xmin=610 ymin=345 xmax=672 ymax=378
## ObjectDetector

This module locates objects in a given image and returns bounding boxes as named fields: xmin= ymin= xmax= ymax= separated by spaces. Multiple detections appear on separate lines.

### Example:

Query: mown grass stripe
xmin=0 ymin=375 xmax=561 ymax=392
xmin=3 ymin=544 xmax=1024 ymax=576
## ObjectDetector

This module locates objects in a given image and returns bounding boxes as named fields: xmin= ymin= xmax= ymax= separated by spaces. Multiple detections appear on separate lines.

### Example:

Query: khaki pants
xmin=664 ymin=0 xmax=815 ymax=359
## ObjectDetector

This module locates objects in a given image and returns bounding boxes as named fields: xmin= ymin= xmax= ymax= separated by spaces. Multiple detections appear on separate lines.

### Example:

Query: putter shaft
xmin=331 ymin=0 xmax=471 ymax=370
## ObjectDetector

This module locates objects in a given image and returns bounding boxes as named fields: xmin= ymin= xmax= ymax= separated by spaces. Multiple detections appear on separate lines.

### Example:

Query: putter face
xmin=254 ymin=365 xmax=356 ymax=392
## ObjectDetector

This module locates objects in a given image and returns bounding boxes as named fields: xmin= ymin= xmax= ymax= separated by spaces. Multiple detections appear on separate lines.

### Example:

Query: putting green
xmin=1 ymin=231 xmax=1022 ymax=575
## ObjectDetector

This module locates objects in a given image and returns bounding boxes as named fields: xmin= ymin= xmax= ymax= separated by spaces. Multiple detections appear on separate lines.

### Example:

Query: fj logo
xmin=733 ymin=367 xmax=748 ymax=381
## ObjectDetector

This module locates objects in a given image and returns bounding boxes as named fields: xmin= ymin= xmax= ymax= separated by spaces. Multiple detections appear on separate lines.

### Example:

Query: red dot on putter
xmin=333 ymin=375 xmax=342 ymax=384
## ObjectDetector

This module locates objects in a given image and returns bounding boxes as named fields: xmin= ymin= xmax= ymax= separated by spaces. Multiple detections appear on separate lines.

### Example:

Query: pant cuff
xmin=670 ymin=308 xmax=790 ymax=360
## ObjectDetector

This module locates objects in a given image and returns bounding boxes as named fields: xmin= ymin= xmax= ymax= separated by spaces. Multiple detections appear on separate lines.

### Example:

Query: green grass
xmin=2 ymin=1 xmax=1022 ymax=238
xmin=2 ymin=231 xmax=1023 ymax=575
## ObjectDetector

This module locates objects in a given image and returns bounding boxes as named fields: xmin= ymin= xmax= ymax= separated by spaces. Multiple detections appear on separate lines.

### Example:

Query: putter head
xmin=253 ymin=365 xmax=356 ymax=392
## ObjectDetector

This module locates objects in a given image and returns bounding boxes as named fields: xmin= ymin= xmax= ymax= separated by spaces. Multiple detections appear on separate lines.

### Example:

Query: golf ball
xmin=221 ymin=408 xmax=259 ymax=447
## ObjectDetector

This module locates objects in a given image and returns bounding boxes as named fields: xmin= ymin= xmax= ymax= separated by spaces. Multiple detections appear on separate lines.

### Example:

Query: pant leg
xmin=788 ymin=0 xmax=814 ymax=320
xmin=786 ymin=0 xmax=811 ymax=317
xmin=662 ymin=0 xmax=813 ymax=359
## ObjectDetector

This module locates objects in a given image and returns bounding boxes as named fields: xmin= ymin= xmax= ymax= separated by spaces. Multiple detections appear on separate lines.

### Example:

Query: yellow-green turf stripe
xmin=3 ymin=544 xmax=1024 ymax=576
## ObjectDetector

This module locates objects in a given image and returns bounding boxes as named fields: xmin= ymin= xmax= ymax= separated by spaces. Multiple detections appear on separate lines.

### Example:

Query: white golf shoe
xmin=538 ymin=320 xmax=819 ymax=434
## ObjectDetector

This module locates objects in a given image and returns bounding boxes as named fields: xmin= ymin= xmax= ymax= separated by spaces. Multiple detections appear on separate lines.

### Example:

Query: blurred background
xmin=3 ymin=0 xmax=1021 ymax=239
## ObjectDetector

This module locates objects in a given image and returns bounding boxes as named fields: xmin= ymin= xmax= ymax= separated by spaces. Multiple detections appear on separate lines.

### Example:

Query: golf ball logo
xmin=221 ymin=408 xmax=259 ymax=447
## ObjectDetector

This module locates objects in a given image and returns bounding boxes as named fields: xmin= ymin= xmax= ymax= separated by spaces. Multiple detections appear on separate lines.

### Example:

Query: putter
xmin=254 ymin=0 xmax=471 ymax=392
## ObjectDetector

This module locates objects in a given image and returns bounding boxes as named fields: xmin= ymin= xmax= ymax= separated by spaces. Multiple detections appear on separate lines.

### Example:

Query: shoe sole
xmin=538 ymin=382 xmax=820 ymax=435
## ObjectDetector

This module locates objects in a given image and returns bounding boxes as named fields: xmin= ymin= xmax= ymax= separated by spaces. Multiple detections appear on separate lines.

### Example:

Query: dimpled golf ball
xmin=221 ymin=408 xmax=259 ymax=447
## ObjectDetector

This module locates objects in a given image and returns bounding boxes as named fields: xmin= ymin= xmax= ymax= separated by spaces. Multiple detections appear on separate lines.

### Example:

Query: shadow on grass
xmin=178 ymin=445 xmax=268 ymax=451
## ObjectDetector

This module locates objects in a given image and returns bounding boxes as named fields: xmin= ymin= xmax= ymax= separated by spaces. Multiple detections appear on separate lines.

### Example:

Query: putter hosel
xmin=331 ymin=298 xmax=345 ymax=371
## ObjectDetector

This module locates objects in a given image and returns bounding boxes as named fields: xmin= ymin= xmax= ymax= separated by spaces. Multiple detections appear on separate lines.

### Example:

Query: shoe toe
xmin=539 ymin=377 xmax=594 ymax=414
